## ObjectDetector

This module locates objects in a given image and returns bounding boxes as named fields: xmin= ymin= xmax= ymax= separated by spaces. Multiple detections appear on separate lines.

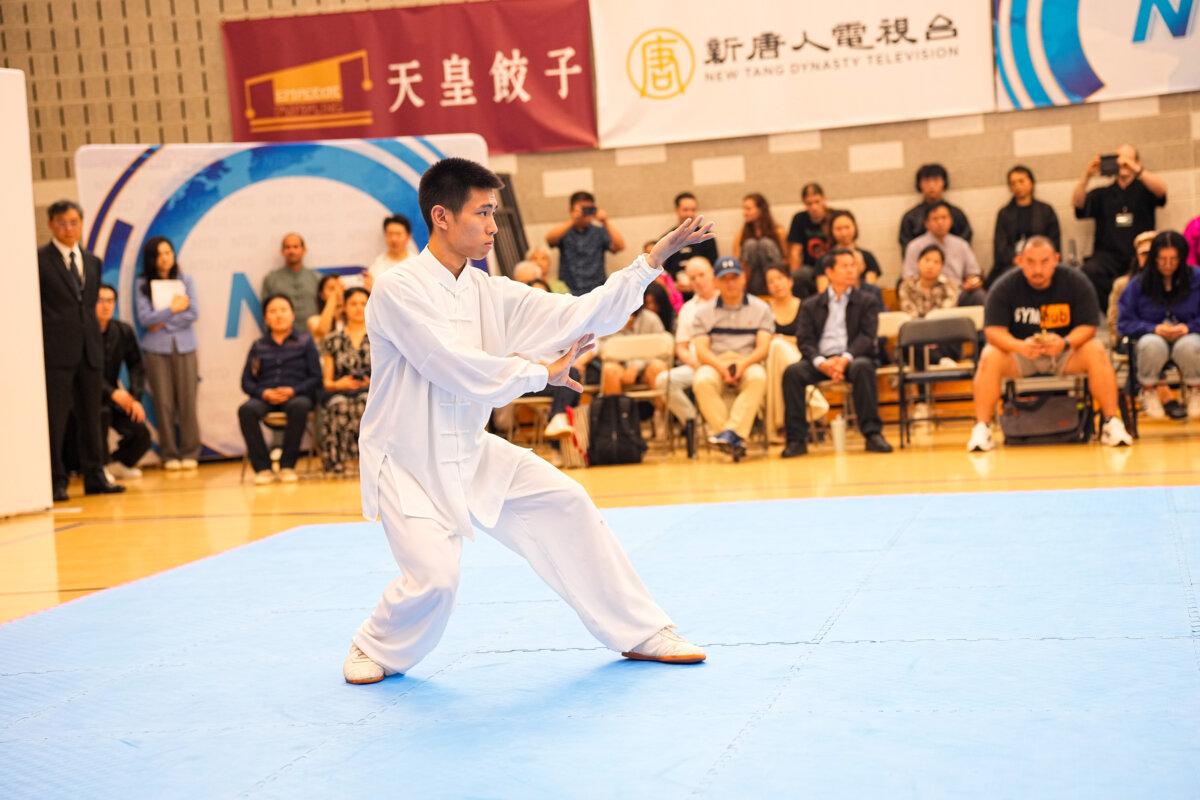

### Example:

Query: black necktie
xmin=68 ymin=251 xmax=82 ymax=297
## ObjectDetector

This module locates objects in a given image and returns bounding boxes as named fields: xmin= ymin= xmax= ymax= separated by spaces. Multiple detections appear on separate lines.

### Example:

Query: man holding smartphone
xmin=546 ymin=190 xmax=626 ymax=295
xmin=691 ymin=256 xmax=773 ymax=461
xmin=1073 ymin=143 xmax=1168 ymax=312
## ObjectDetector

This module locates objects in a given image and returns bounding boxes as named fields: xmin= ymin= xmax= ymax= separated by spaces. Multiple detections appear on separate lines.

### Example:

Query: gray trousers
xmin=654 ymin=364 xmax=697 ymax=423
xmin=144 ymin=348 xmax=201 ymax=460
xmin=1136 ymin=333 xmax=1200 ymax=388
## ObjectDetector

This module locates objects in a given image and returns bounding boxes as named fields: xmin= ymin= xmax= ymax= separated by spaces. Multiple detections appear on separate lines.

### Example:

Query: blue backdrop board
xmin=2 ymin=487 xmax=1200 ymax=797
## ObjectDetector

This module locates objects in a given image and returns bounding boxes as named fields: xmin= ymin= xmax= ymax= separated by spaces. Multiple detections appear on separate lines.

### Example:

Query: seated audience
xmin=733 ymin=193 xmax=787 ymax=296
xmin=968 ymin=236 xmax=1132 ymax=452
xmin=320 ymin=287 xmax=371 ymax=474
xmin=829 ymin=210 xmax=881 ymax=285
xmin=766 ymin=263 xmax=801 ymax=337
xmin=781 ymin=249 xmax=892 ymax=456
xmin=96 ymin=283 xmax=151 ymax=479
xmin=661 ymin=192 xmax=719 ymax=279
xmin=1073 ymin=143 xmax=1168 ymax=312
xmin=307 ymin=274 xmax=345 ymax=344
xmin=135 ymin=234 xmax=201 ymax=470
xmin=366 ymin=214 xmax=414 ymax=289
xmin=1184 ymin=215 xmax=1199 ymax=267
xmin=239 ymin=295 xmax=322 ymax=484
xmin=261 ymin=232 xmax=320 ymax=334
xmin=899 ymin=163 xmax=973 ymax=254
xmin=643 ymin=281 xmax=677 ymax=332
xmin=641 ymin=240 xmax=684 ymax=311
xmin=511 ymin=260 xmax=542 ymax=285
xmin=899 ymin=244 xmax=960 ymax=319
xmin=765 ymin=263 xmax=804 ymax=441
xmin=545 ymin=190 xmax=625 ymax=295
xmin=692 ymin=256 xmax=773 ymax=460
xmin=902 ymin=202 xmax=984 ymax=305
xmin=525 ymin=246 xmax=569 ymax=293
xmin=598 ymin=304 xmax=667 ymax=396
xmin=654 ymin=256 xmax=718 ymax=455
xmin=1107 ymin=230 xmax=1156 ymax=343
xmin=1117 ymin=231 xmax=1200 ymax=420
xmin=787 ymin=183 xmax=842 ymax=294
xmin=990 ymin=165 xmax=1061 ymax=287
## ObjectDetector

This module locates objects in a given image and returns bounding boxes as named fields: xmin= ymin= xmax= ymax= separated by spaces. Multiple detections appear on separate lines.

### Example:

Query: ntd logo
xmin=1134 ymin=0 xmax=1196 ymax=41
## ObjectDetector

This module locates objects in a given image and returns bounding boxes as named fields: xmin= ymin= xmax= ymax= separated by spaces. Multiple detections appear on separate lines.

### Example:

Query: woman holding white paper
xmin=135 ymin=236 xmax=201 ymax=470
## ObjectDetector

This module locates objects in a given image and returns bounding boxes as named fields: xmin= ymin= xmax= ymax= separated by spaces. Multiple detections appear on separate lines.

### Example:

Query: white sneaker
xmin=163 ymin=459 xmax=183 ymax=471
xmin=180 ymin=458 xmax=198 ymax=470
xmin=966 ymin=421 xmax=994 ymax=452
xmin=279 ymin=468 xmax=299 ymax=483
xmin=1140 ymin=390 xmax=1165 ymax=419
xmin=544 ymin=412 xmax=572 ymax=439
xmin=254 ymin=470 xmax=275 ymax=485
xmin=1100 ymin=416 xmax=1133 ymax=447
xmin=103 ymin=466 xmax=118 ymax=484
xmin=937 ymin=356 xmax=959 ymax=369
xmin=1188 ymin=389 xmax=1200 ymax=419
xmin=622 ymin=626 xmax=706 ymax=664
xmin=107 ymin=462 xmax=142 ymax=479
xmin=343 ymin=643 xmax=385 ymax=685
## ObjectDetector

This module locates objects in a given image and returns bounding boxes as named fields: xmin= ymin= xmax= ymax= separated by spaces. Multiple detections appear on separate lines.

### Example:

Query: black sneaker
xmin=1164 ymin=399 xmax=1188 ymax=420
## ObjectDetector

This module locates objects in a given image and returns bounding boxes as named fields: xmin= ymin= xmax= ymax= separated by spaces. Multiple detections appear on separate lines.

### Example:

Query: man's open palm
xmin=648 ymin=216 xmax=716 ymax=269
xmin=545 ymin=334 xmax=595 ymax=392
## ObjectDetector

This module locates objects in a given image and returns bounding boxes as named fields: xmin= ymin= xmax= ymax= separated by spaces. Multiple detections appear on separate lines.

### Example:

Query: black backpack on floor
xmin=587 ymin=395 xmax=646 ymax=465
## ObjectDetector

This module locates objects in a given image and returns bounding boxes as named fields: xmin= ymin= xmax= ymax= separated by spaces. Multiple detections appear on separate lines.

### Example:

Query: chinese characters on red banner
xmin=222 ymin=0 xmax=596 ymax=153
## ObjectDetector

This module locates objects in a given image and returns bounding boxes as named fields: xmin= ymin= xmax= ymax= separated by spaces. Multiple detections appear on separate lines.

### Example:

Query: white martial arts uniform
xmin=354 ymin=247 xmax=673 ymax=674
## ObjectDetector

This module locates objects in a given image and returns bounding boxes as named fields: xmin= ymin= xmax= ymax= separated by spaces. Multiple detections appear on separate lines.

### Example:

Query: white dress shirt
xmin=359 ymin=247 xmax=662 ymax=536
xmin=52 ymin=238 xmax=84 ymax=285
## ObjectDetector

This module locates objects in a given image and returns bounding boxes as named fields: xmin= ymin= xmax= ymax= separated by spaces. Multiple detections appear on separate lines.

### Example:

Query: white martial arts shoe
xmin=622 ymin=626 xmax=706 ymax=664
xmin=279 ymin=468 xmax=299 ymax=483
xmin=254 ymin=470 xmax=275 ymax=485
xmin=343 ymin=643 xmax=385 ymax=684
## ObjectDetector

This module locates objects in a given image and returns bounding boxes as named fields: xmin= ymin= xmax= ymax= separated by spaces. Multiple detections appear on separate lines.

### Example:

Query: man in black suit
xmin=96 ymin=283 xmax=152 ymax=479
xmin=38 ymin=200 xmax=125 ymax=501
xmin=780 ymin=248 xmax=893 ymax=457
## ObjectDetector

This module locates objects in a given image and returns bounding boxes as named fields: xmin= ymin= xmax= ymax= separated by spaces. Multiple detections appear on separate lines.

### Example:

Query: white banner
xmin=994 ymin=0 xmax=1200 ymax=109
xmin=75 ymin=134 xmax=488 ymax=458
xmin=590 ymin=0 xmax=996 ymax=149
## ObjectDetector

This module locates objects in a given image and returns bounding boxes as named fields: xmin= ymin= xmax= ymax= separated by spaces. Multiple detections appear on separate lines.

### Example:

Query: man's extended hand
xmin=543 ymin=334 xmax=596 ymax=392
xmin=647 ymin=216 xmax=715 ymax=270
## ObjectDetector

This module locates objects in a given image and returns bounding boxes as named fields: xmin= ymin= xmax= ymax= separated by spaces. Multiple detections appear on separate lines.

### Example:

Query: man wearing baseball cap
xmin=690 ymin=256 xmax=774 ymax=461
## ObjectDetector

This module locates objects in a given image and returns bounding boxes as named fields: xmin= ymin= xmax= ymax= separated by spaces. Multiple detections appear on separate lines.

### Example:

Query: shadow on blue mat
xmin=2 ymin=486 xmax=1200 ymax=798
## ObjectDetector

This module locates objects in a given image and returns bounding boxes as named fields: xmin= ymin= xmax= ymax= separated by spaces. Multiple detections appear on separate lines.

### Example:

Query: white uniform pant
xmin=354 ymin=450 xmax=673 ymax=674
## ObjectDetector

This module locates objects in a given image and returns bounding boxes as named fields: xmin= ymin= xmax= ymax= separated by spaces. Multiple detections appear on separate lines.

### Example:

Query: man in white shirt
xmin=365 ymin=213 xmax=417 ymax=288
xmin=343 ymin=158 xmax=713 ymax=685
xmin=654 ymin=256 xmax=717 ymax=456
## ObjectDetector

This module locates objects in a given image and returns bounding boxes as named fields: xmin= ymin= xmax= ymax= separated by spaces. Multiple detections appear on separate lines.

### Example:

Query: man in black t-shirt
xmin=661 ymin=192 xmax=718 ymax=280
xmin=966 ymin=236 xmax=1131 ymax=452
xmin=787 ymin=182 xmax=842 ymax=297
xmin=1073 ymin=143 xmax=1168 ymax=311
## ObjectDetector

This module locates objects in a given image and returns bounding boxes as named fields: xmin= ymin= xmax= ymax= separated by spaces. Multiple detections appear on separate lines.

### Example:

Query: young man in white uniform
xmin=344 ymin=158 xmax=713 ymax=684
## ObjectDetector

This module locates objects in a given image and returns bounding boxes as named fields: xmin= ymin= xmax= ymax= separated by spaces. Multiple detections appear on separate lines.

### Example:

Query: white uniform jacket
xmin=359 ymin=247 xmax=662 ymax=537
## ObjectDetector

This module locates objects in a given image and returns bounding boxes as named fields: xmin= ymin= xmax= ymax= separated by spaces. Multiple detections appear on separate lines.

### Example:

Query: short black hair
xmin=47 ymin=199 xmax=83 ymax=220
xmin=1007 ymin=164 xmax=1035 ymax=184
xmin=383 ymin=214 xmax=412 ymax=233
xmin=528 ymin=278 xmax=551 ymax=292
xmin=568 ymin=190 xmax=595 ymax=209
xmin=914 ymin=163 xmax=949 ymax=192
xmin=343 ymin=286 xmax=369 ymax=304
xmin=673 ymin=191 xmax=696 ymax=207
xmin=924 ymin=200 xmax=952 ymax=220
xmin=800 ymin=182 xmax=824 ymax=199
xmin=824 ymin=247 xmax=856 ymax=271
xmin=917 ymin=244 xmax=945 ymax=263
xmin=98 ymin=282 xmax=117 ymax=299
xmin=418 ymin=157 xmax=504 ymax=230
xmin=261 ymin=293 xmax=293 ymax=314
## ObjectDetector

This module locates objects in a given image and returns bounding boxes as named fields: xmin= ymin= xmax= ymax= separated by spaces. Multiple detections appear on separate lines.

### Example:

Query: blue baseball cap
xmin=714 ymin=256 xmax=743 ymax=277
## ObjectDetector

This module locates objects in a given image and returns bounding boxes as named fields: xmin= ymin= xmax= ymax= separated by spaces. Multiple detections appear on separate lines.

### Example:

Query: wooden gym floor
xmin=2 ymin=417 xmax=1199 ymax=625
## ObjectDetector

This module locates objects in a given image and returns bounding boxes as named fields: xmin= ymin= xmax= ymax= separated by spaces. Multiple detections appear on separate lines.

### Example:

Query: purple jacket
xmin=1117 ymin=266 xmax=1200 ymax=338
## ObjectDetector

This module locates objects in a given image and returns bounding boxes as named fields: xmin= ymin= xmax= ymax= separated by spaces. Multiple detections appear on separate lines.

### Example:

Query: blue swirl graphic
xmin=1041 ymin=0 xmax=1104 ymax=102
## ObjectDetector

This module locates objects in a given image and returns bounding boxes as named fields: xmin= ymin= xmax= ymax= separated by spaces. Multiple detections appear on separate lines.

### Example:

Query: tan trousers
xmin=693 ymin=352 xmax=767 ymax=439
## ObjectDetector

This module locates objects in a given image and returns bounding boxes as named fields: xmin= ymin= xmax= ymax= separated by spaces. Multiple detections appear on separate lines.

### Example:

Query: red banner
xmin=221 ymin=0 xmax=596 ymax=153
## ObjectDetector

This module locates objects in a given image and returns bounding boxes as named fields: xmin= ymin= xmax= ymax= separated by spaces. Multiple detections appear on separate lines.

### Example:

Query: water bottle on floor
xmin=831 ymin=415 xmax=846 ymax=453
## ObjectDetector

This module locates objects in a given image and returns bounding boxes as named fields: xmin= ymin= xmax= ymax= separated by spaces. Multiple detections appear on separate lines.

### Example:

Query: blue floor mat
xmin=2 ymin=486 xmax=1200 ymax=798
